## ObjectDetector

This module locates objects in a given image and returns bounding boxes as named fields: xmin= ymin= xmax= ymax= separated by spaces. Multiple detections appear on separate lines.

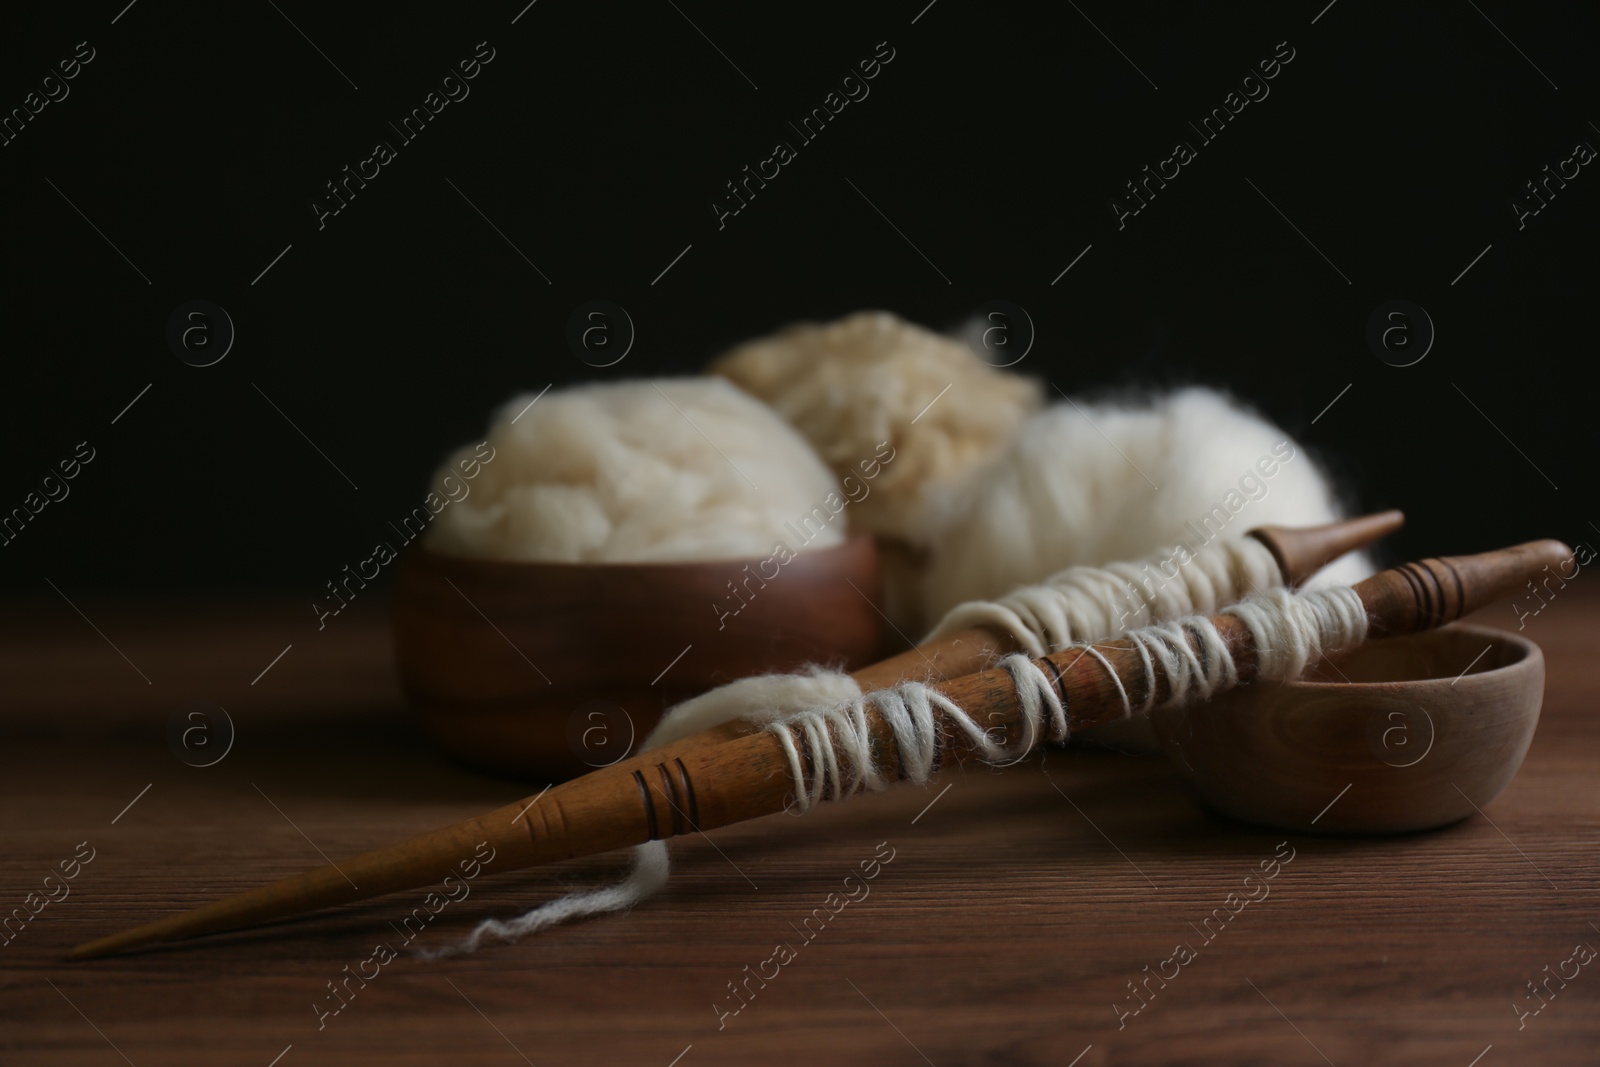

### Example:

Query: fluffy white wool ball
xmin=921 ymin=387 xmax=1368 ymax=621
xmin=424 ymin=378 xmax=847 ymax=563
xmin=711 ymin=310 xmax=1043 ymax=545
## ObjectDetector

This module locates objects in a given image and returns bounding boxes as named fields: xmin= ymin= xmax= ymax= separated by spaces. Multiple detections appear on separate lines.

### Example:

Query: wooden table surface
xmin=2 ymin=588 xmax=1596 ymax=1067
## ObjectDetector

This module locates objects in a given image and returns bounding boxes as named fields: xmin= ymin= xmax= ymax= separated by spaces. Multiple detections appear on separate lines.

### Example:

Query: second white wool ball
xmin=921 ymin=386 xmax=1367 ymax=622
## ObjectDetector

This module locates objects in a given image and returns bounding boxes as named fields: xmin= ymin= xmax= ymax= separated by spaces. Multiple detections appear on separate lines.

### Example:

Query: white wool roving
xmin=924 ymin=535 xmax=1284 ymax=658
xmin=710 ymin=310 xmax=1044 ymax=545
xmin=441 ymin=581 xmax=1372 ymax=954
xmin=425 ymin=377 xmax=846 ymax=563
xmin=641 ymin=666 xmax=864 ymax=749
xmin=771 ymin=585 xmax=1371 ymax=813
xmin=921 ymin=386 xmax=1369 ymax=622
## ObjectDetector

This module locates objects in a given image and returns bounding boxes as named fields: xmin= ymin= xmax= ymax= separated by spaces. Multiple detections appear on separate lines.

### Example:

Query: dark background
xmin=2 ymin=0 xmax=1594 ymax=599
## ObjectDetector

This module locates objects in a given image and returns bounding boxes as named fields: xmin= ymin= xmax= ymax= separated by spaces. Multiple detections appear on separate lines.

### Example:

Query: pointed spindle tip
xmin=1250 ymin=509 xmax=1405 ymax=586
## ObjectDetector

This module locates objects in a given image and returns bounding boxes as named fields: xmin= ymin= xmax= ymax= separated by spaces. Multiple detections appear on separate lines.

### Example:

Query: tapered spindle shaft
xmin=68 ymin=537 xmax=1564 ymax=960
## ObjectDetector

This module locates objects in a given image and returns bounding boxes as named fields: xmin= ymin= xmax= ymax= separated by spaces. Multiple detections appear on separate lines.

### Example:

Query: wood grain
xmin=1 ymin=586 xmax=1597 ymax=1065
xmin=391 ymin=531 xmax=886 ymax=779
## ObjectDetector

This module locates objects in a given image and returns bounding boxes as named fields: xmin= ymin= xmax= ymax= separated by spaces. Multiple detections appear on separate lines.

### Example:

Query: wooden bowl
xmin=1147 ymin=625 xmax=1543 ymax=834
xmin=391 ymin=532 xmax=885 ymax=781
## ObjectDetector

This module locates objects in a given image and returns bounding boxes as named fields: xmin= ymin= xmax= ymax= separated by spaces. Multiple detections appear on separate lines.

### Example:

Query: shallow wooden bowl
xmin=391 ymin=532 xmax=885 ymax=780
xmin=1147 ymin=625 xmax=1543 ymax=835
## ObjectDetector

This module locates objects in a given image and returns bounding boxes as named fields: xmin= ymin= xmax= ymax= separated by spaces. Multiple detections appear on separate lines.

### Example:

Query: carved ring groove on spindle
xmin=632 ymin=770 xmax=660 ymax=841
xmin=1398 ymin=561 xmax=1440 ymax=629
xmin=516 ymin=792 xmax=561 ymax=851
xmin=655 ymin=763 xmax=686 ymax=836
xmin=1426 ymin=560 xmax=1454 ymax=622
xmin=1397 ymin=561 xmax=1423 ymax=624
xmin=672 ymin=757 xmax=699 ymax=827
xmin=539 ymin=793 xmax=567 ymax=845
xmin=515 ymin=803 xmax=541 ymax=852
xmin=1419 ymin=560 xmax=1447 ymax=623
xmin=1442 ymin=557 xmax=1467 ymax=618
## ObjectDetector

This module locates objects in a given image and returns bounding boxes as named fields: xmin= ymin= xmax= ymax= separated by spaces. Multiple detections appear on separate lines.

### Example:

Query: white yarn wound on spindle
xmin=767 ymin=584 xmax=1368 ymax=810
xmin=771 ymin=654 xmax=1067 ymax=813
xmin=435 ymin=585 xmax=1367 ymax=954
xmin=638 ymin=536 xmax=1280 ymax=765
xmin=925 ymin=536 xmax=1281 ymax=658
xmin=1223 ymin=583 xmax=1369 ymax=681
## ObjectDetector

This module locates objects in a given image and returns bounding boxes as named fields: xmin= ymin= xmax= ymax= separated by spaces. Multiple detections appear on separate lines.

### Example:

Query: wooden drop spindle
xmin=67 ymin=536 xmax=1564 ymax=961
